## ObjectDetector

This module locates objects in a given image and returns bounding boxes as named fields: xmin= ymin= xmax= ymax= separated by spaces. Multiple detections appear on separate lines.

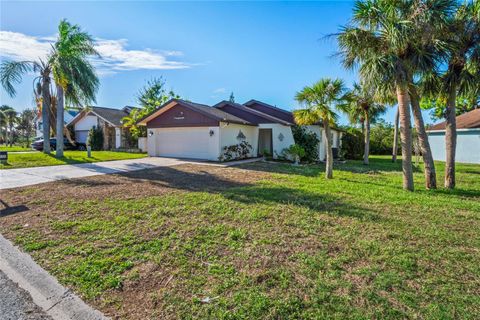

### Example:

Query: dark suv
xmin=31 ymin=138 xmax=87 ymax=151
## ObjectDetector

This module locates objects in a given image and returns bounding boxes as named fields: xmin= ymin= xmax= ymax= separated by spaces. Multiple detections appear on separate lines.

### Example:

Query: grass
xmin=0 ymin=156 xmax=479 ymax=319
xmin=0 ymin=150 xmax=146 ymax=169
xmin=0 ymin=145 xmax=32 ymax=152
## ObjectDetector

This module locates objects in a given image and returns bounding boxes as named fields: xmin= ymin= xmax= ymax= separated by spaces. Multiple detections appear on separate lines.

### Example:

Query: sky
xmin=0 ymin=0 xmax=435 ymax=125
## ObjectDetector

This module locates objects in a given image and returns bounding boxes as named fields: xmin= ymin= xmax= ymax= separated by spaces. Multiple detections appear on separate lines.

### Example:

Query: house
xmin=34 ymin=109 xmax=79 ymax=138
xmin=243 ymin=99 xmax=343 ymax=160
xmin=427 ymin=108 xmax=480 ymax=164
xmin=68 ymin=106 xmax=133 ymax=150
xmin=138 ymin=98 xmax=343 ymax=162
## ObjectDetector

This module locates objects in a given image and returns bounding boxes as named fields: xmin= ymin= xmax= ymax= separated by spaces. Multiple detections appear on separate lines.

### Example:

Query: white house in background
xmin=34 ymin=109 xmax=80 ymax=137
xmin=137 ymin=98 xmax=342 ymax=161
xmin=427 ymin=108 xmax=480 ymax=164
xmin=68 ymin=106 xmax=134 ymax=150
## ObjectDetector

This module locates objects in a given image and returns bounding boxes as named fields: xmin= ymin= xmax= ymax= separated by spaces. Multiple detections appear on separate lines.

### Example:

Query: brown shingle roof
xmin=428 ymin=108 xmax=480 ymax=130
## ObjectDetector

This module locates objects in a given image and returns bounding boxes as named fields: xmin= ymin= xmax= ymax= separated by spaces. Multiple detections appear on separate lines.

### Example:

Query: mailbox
xmin=0 ymin=151 xmax=7 ymax=162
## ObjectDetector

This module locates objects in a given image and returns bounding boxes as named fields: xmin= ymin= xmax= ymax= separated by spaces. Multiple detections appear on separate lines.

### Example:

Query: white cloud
xmin=213 ymin=88 xmax=226 ymax=94
xmin=0 ymin=31 xmax=191 ymax=75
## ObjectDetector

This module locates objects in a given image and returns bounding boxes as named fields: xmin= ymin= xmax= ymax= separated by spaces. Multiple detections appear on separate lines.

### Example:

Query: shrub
xmin=219 ymin=141 xmax=252 ymax=162
xmin=341 ymin=128 xmax=363 ymax=160
xmin=370 ymin=120 xmax=396 ymax=155
xmin=291 ymin=125 xmax=319 ymax=162
xmin=87 ymin=126 xmax=104 ymax=151
xmin=282 ymin=144 xmax=306 ymax=164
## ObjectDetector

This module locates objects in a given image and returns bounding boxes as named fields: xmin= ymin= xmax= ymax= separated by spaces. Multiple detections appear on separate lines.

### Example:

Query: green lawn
xmin=0 ymin=150 xmax=146 ymax=169
xmin=0 ymin=156 xmax=478 ymax=319
xmin=0 ymin=145 xmax=33 ymax=152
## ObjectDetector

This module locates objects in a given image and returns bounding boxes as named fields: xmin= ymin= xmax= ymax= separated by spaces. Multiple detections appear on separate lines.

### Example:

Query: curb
xmin=0 ymin=234 xmax=109 ymax=320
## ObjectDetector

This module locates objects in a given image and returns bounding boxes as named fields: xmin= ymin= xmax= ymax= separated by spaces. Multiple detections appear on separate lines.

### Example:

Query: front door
xmin=258 ymin=128 xmax=273 ymax=156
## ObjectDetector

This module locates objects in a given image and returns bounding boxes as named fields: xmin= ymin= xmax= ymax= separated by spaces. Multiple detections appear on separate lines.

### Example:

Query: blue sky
xmin=0 ymin=0 xmax=435 ymax=125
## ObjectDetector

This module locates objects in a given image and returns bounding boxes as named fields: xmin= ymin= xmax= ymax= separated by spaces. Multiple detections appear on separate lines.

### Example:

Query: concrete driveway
xmin=0 ymin=157 xmax=186 ymax=190
xmin=0 ymin=157 xmax=262 ymax=190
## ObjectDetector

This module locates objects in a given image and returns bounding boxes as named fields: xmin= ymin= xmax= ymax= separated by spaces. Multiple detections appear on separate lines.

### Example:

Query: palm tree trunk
xmin=396 ymin=85 xmax=414 ymax=191
xmin=56 ymin=85 xmax=65 ymax=158
xmin=392 ymin=106 xmax=399 ymax=162
xmin=41 ymin=71 xmax=51 ymax=154
xmin=324 ymin=121 xmax=333 ymax=179
xmin=363 ymin=114 xmax=370 ymax=165
xmin=409 ymin=85 xmax=436 ymax=189
xmin=445 ymin=86 xmax=457 ymax=189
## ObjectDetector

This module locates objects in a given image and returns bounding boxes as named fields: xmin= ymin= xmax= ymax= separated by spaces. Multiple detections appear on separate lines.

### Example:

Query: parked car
xmin=31 ymin=138 xmax=87 ymax=151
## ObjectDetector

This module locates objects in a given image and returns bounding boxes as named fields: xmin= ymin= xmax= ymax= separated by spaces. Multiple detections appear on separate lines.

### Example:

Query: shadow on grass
xmin=0 ymin=199 xmax=29 ymax=217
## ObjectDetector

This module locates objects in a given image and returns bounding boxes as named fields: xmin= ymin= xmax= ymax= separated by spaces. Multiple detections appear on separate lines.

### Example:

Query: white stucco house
xmin=69 ymin=106 xmax=134 ymax=150
xmin=427 ymin=108 xmax=480 ymax=164
xmin=34 ymin=109 xmax=79 ymax=138
xmin=138 ymin=98 xmax=342 ymax=162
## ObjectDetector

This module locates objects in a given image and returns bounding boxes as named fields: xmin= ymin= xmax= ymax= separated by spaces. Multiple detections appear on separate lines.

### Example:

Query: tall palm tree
xmin=1 ymin=60 xmax=52 ymax=153
xmin=337 ymin=0 xmax=452 ymax=191
xmin=437 ymin=2 xmax=479 ymax=189
xmin=0 ymin=19 xmax=99 ymax=157
xmin=50 ymin=19 xmax=99 ymax=158
xmin=0 ymin=105 xmax=14 ymax=144
xmin=392 ymin=106 xmax=400 ymax=162
xmin=4 ymin=108 xmax=17 ymax=146
xmin=294 ymin=78 xmax=346 ymax=179
xmin=338 ymin=82 xmax=386 ymax=165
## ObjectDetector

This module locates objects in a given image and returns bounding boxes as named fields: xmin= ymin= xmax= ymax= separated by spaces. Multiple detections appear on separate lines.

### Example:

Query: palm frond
xmin=0 ymin=60 xmax=33 ymax=97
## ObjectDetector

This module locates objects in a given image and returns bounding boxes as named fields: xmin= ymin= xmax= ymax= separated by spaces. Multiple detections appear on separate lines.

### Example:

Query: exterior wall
xmin=304 ymin=125 xmax=341 ymax=161
xmin=146 ymin=127 xmax=220 ymax=161
xmin=428 ymin=129 xmax=480 ymax=164
xmin=74 ymin=115 xmax=98 ymax=131
xmin=147 ymin=105 xmax=219 ymax=128
xmin=219 ymin=122 xmax=258 ymax=158
xmin=138 ymin=137 xmax=147 ymax=152
xmin=259 ymin=123 xmax=295 ymax=158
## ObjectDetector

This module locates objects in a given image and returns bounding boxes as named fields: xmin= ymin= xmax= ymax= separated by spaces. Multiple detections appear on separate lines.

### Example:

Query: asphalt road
xmin=0 ymin=270 xmax=52 ymax=320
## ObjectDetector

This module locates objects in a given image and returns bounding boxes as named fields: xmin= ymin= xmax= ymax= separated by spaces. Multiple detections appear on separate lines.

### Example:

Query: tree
xmin=338 ymin=82 xmax=386 ymax=165
xmin=336 ymin=0 xmax=452 ymax=191
xmin=123 ymin=77 xmax=179 ymax=139
xmin=0 ymin=19 xmax=99 ymax=156
xmin=294 ymin=78 xmax=347 ymax=179
xmin=50 ymin=19 xmax=99 ymax=158
xmin=392 ymin=106 xmax=400 ymax=162
xmin=0 ymin=105 xmax=14 ymax=144
xmin=4 ymin=108 xmax=17 ymax=146
xmin=17 ymin=109 xmax=36 ymax=147
xmin=428 ymin=3 xmax=479 ymax=188
xmin=229 ymin=92 xmax=235 ymax=103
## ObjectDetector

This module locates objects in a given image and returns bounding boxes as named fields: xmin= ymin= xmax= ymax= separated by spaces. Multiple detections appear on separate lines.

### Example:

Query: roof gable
xmin=243 ymin=99 xmax=295 ymax=123
xmin=214 ymin=101 xmax=292 ymax=125
xmin=70 ymin=107 xmax=129 ymax=127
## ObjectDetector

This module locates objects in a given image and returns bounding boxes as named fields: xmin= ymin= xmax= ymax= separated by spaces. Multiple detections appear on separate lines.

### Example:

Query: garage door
xmin=155 ymin=127 xmax=219 ymax=160
xmin=75 ymin=130 xmax=89 ymax=143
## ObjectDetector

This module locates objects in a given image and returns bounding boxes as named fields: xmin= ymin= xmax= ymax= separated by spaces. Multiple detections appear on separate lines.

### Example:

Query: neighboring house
xmin=34 ymin=109 xmax=79 ymax=138
xmin=138 ymin=98 xmax=342 ymax=161
xmin=427 ymin=108 xmax=480 ymax=164
xmin=69 ymin=106 xmax=133 ymax=150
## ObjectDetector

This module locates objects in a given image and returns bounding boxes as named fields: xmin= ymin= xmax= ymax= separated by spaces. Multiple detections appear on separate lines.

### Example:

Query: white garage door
xmin=75 ymin=130 xmax=89 ymax=143
xmin=154 ymin=127 xmax=219 ymax=160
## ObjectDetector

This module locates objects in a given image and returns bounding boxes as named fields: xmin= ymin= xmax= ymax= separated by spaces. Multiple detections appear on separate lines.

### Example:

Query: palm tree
xmin=338 ymin=82 xmax=386 ymax=165
xmin=337 ymin=0 xmax=452 ymax=191
xmin=392 ymin=106 xmax=400 ymax=162
xmin=1 ymin=60 xmax=52 ymax=153
xmin=4 ymin=108 xmax=17 ymax=146
xmin=436 ymin=3 xmax=479 ymax=189
xmin=50 ymin=19 xmax=99 ymax=158
xmin=0 ymin=19 xmax=99 ymax=157
xmin=294 ymin=78 xmax=346 ymax=179
xmin=0 ymin=105 xmax=14 ymax=144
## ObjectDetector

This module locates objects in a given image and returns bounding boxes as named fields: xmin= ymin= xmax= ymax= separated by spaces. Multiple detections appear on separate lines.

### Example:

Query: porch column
xmin=115 ymin=127 xmax=122 ymax=149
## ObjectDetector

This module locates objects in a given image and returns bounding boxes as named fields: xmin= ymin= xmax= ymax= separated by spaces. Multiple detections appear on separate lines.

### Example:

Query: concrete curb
xmin=0 ymin=234 xmax=109 ymax=320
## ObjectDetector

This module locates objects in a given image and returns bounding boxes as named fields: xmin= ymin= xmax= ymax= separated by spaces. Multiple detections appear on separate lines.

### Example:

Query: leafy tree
xmin=17 ymin=109 xmax=36 ymax=147
xmin=294 ymin=78 xmax=347 ymax=179
xmin=338 ymin=82 xmax=386 ymax=165
xmin=341 ymin=127 xmax=363 ymax=160
xmin=87 ymin=126 xmax=104 ymax=151
xmin=0 ymin=105 xmax=14 ymax=144
xmin=123 ymin=77 xmax=179 ymax=139
xmin=291 ymin=125 xmax=319 ymax=162
xmin=4 ymin=107 xmax=17 ymax=146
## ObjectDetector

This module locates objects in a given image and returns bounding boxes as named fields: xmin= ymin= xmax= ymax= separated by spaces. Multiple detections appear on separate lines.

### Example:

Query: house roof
xmin=243 ymin=99 xmax=296 ymax=123
xmin=138 ymin=99 xmax=254 ymax=126
xmin=428 ymin=108 xmax=480 ymax=131
xmin=214 ymin=101 xmax=292 ymax=125
xmin=70 ymin=106 xmax=130 ymax=127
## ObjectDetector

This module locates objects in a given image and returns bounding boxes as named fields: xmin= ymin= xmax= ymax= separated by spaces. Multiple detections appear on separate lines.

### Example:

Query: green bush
xmin=219 ymin=141 xmax=252 ymax=162
xmin=87 ymin=126 xmax=104 ymax=151
xmin=282 ymin=144 xmax=306 ymax=164
xmin=291 ymin=125 xmax=319 ymax=162
xmin=370 ymin=120 xmax=396 ymax=155
xmin=341 ymin=128 xmax=363 ymax=160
